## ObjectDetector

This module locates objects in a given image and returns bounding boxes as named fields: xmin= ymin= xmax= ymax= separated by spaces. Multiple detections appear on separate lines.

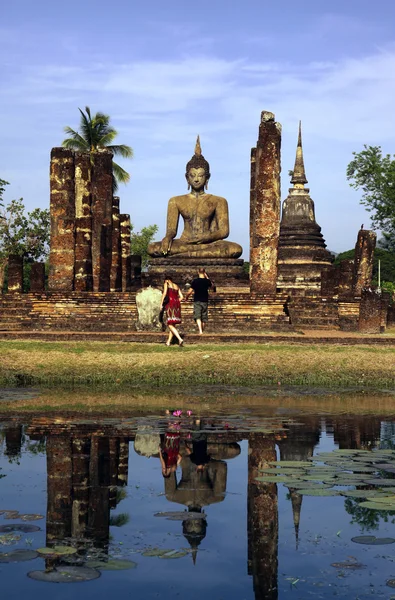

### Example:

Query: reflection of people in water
xmin=159 ymin=422 xmax=182 ymax=478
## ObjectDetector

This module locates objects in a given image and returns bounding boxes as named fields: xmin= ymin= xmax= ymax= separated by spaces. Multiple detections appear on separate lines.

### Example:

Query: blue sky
xmin=2 ymin=0 xmax=395 ymax=256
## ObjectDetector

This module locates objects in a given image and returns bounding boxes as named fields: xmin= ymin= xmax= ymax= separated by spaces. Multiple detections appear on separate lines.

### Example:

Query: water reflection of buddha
xmin=147 ymin=137 xmax=242 ymax=259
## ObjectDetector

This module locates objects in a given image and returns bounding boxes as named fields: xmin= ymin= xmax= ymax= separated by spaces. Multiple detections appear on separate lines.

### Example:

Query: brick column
xmin=358 ymin=288 xmax=384 ymax=333
xmin=321 ymin=265 xmax=338 ymax=297
xmin=250 ymin=111 xmax=282 ymax=295
xmin=120 ymin=214 xmax=131 ymax=292
xmin=7 ymin=255 xmax=23 ymax=293
xmin=353 ymin=229 xmax=376 ymax=296
xmin=30 ymin=262 xmax=45 ymax=292
xmin=74 ymin=216 xmax=93 ymax=291
xmin=48 ymin=148 xmax=76 ymax=291
xmin=91 ymin=150 xmax=113 ymax=292
xmin=338 ymin=259 xmax=354 ymax=297
xmin=74 ymin=152 xmax=92 ymax=218
xmin=110 ymin=196 xmax=122 ymax=291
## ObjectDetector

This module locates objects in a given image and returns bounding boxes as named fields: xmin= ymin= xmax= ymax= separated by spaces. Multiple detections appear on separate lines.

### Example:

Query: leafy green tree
xmin=347 ymin=145 xmax=395 ymax=251
xmin=334 ymin=247 xmax=395 ymax=285
xmin=0 ymin=178 xmax=9 ymax=208
xmin=0 ymin=199 xmax=50 ymax=261
xmin=130 ymin=224 xmax=158 ymax=268
xmin=62 ymin=106 xmax=133 ymax=191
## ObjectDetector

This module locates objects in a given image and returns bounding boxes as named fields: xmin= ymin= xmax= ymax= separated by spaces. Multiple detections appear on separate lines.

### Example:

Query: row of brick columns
xmin=48 ymin=147 xmax=140 ymax=293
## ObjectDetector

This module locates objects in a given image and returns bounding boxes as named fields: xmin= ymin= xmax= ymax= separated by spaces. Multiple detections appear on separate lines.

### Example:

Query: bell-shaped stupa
xmin=277 ymin=122 xmax=333 ymax=293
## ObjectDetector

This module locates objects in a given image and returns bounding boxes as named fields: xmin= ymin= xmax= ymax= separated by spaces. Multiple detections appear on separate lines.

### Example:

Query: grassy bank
xmin=0 ymin=340 xmax=394 ymax=389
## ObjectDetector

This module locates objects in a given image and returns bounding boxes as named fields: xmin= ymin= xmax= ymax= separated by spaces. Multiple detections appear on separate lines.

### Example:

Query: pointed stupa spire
xmin=289 ymin=488 xmax=303 ymax=550
xmin=290 ymin=121 xmax=308 ymax=186
xmin=195 ymin=135 xmax=202 ymax=156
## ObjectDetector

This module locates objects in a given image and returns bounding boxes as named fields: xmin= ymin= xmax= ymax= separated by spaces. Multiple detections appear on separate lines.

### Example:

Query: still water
xmin=2 ymin=391 xmax=395 ymax=599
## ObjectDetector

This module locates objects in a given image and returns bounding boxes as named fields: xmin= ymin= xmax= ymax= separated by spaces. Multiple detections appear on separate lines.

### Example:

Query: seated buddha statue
xmin=147 ymin=137 xmax=242 ymax=258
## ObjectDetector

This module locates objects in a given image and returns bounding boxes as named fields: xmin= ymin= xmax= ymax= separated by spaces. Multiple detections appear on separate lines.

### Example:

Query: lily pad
xmin=364 ymin=479 xmax=395 ymax=486
xmin=37 ymin=546 xmax=77 ymax=557
xmin=286 ymin=481 xmax=332 ymax=490
xmin=359 ymin=501 xmax=395 ymax=510
xmin=86 ymin=559 xmax=137 ymax=570
xmin=296 ymin=488 xmax=339 ymax=496
xmin=159 ymin=550 xmax=188 ymax=559
xmin=331 ymin=561 xmax=366 ymax=569
xmin=302 ymin=475 xmax=337 ymax=481
xmin=340 ymin=490 xmax=387 ymax=499
xmin=20 ymin=514 xmax=44 ymax=521
xmin=268 ymin=461 xmax=311 ymax=467
xmin=141 ymin=548 xmax=171 ymax=557
xmin=4 ymin=511 xmax=19 ymax=520
xmin=0 ymin=550 xmax=38 ymax=563
xmin=28 ymin=566 xmax=101 ymax=583
xmin=255 ymin=476 xmax=292 ymax=483
xmin=387 ymin=579 xmax=395 ymax=588
xmin=351 ymin=535 xmax=395 ymax=545
xmin=0 ymin=533 xmax=21 ymax=545
xmin=0 ymin=524 xmax=40 ymax=533
xmin=154 ymin=511 xmax=206 ymax=521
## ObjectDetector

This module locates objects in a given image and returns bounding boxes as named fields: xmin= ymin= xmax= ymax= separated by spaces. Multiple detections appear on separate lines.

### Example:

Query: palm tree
xmin=62 ymin=107 xmax=133 ymax=191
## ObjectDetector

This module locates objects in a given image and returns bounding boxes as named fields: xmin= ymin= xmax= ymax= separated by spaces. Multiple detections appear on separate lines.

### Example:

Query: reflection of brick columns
xmin=30 ymin=262 xmax=45 ymax=292
xmin=247 ymin=434 xmax=278 ymax=600
xmin=91 ymin=151 xmax=113 ymax=291
xmin=120 ymin=214 xmax=132 ymax=292
xmin=338 ymin=259 xmax=354 ymax=298
xmin=49 ymin=148 xmax=75 ymax=291
xmin=7 ymin=255 xmax=23 ymax=293
xmin=353 ymin=229 xmax=376 ymax=296
xmin=109 ymin=438 xmax=120 ymax=509
xmin=71 ymin=438 xmax=91 ymax=537
xmin=88 ymin=437 xmax=110 ymax=544
xmin=117 ymin=439 xmax=129 ymax=486
xmin=250 ymin=111 xmax=281 ymax=295
xmin=110 ymin=197 xmax=122 ymax=291
xmin=46 ymin=435 xmax=73 ymax=542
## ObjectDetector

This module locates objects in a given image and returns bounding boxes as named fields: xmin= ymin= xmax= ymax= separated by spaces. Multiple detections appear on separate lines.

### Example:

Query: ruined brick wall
xmin=353 ymin=230 xmax=376 ymax=296
xmin=250 ymin=111 xmax=281 ymax=295
xmin=7 ymin=255 xmax=23 ymax=293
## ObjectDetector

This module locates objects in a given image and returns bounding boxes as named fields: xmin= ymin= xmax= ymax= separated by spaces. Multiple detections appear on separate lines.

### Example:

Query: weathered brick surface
xmin=74 ymin=216 xmax=93 ymax=292
xmin=338 ymin=259 xmax=354 ymax=298
xmin=110 ymin=197 xmax=122 ymax=291
xmin=359 ymin=289 xmax=384 ymax=333
xmin=49 ymin=148 xmax=76 ymax=291
xmin=250 ymin=111 xmax=281 ymax=295
xmin=30 ymin=262 xmax=45 ymax=292
xmin=91 ymin=151 xmax=113 ymax=291
xmin=131 ymin=255 xmax=142 ymax=283
xmin=74 ymin=152 xmax=91 ymax=218
xmin=321 ymin=265 xmax=339 ymax=297
xmin=353 ymin=229 xmax=376 ymax=296
xmin=120 ymin=214 xmax=131 ymax=292
xmin=7 ymin=255 xmax=23 ymax=293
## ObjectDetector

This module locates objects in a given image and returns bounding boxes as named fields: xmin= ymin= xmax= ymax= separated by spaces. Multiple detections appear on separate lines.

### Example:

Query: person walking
xmin=161 ymin=275 xmax=184 ymax=346
xmin=185 ymin=268 xmax=212 ymax=335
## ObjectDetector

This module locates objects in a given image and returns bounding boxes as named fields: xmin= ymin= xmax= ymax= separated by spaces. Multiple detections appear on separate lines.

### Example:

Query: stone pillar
xmin=74 ymin=217 xmax=93 ymax=291
xmin=46 ymin=435 xmax=73 ymax=542
xmin=250 ymin=111 xmax=281 ymax=295
xmin=338 ymin=259 xmax=354 ymax=297
xmin=353 ymin=229 xmax=376 ymax=296
xmin=30 ymin=262 xmax=45 ymax=292
xmin=74 ymin=152 xmax=92 ymax=218
xmin=91 ymin=151 xmax=113 ymax=292
xmin=110 ymin=196 xmax=122 ymax=291
xmin=131 ymin=255 xmax=142 ymax=283
xmin=321 ymin=265 xmax=338 ymax=297
xmin=48 ymin=148 xmax=75 ymax=291
xmin=358 ymin=289 xmax=388 ymax=333
xmin=7 ymin=255 xmax=23 ymax=293
xmin=247 ymin=434 xmax=278 ymax=600
xmin=120 ymin=214 xmax=132 ymax=292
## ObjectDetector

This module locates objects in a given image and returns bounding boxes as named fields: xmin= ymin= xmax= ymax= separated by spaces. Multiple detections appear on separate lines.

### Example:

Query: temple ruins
xmin=0 ymin=111 xmax=392 ymax=334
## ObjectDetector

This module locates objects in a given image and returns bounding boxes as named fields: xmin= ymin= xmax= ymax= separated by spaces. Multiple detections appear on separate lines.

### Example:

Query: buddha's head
xmin=186 ymin=136 xmax=210 ymax=191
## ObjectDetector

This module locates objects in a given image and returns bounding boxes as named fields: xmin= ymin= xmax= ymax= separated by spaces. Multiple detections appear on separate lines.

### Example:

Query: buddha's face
xmin=187 ymin=167 xmax=208 ymax=191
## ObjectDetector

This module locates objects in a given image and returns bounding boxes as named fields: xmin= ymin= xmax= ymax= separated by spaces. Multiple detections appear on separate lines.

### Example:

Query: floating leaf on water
xmin=268 ymin=461 xmax=311 ymax=467
xmin=340 ymin=490 xmax=387 ymax=499
xmin=302 ymin=475 xmax=337 ymax=482
xmin=28 ymin=566 xmax=101 ymax=583
xmin=296 ymin=489 xmax=339 ymax=497
xmin=387 ymin=579 xmax=395 ymax=588
xmin=255 ymin=476 xmax=291 ymax=483
xmin=86 ymin=559 xmax=137 ymax=570
xmin=0 ymin=550 xmax=38 ymax=563
xmin=0 ymin=533 xmax=21 ymax=546
xmin=286 ymin=481 xmax=332 ymax=490
xmin=331 ymin=561 xmax=366 ymax=570
xmin=141 ymin=548 xmax=171 ymax=557
xmin=4 ymin=511 xmax=19 ymax=520
xmin=351 ymin=536 xmax=395 ymax=545
xmin=348 ymin=466 xmax=378 ymax=473
xmin=37 ymin=546 xmax=77 ymax=557
xmin=259 ymin=468 xmax=306 ymax=475
xmin=20 ymin=514 xmax=44 ymax=522
xmin=159 ymin=550 xmax=188 ymax=559
xmin=364 ymin=479 xmax=395 ymax=486
xmin=359 ymin=501 xmax=395 ymax=511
